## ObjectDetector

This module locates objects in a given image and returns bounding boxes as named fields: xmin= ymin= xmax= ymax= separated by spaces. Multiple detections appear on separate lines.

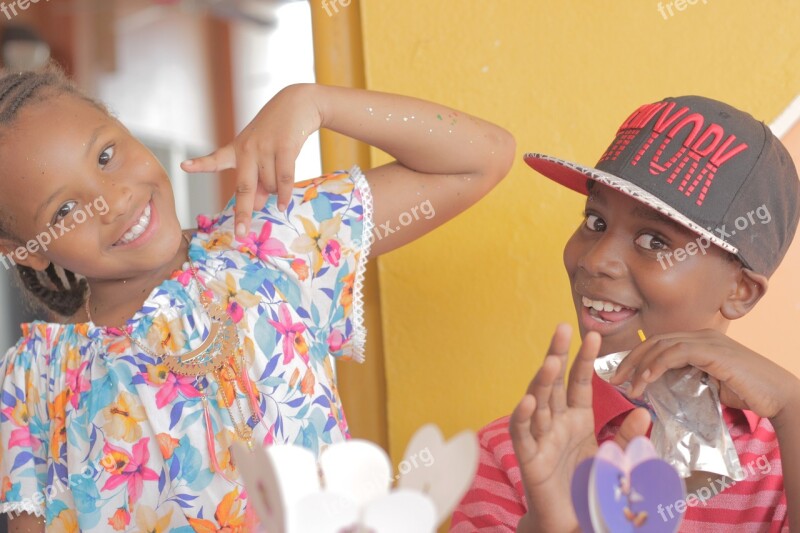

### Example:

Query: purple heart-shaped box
xmin=571 ymin=437 xmax=686 ymax=533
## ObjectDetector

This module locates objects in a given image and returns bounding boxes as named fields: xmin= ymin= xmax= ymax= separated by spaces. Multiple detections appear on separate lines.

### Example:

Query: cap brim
xmin=523 ymin=152 xmax=738 ymax=255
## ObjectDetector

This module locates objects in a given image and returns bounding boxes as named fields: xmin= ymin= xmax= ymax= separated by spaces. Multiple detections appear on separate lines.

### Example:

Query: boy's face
xmin=0 ymin=93 xmax=183 ymax=280
xmin=563 ymin=183 xmax=742 ymax=356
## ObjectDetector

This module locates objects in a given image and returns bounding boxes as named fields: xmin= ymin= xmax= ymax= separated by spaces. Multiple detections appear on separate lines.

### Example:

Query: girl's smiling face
xmin=0 ymin=92 xmax=183 ymax=280
xmin=563 ymin=183 xmax=749 ymax=356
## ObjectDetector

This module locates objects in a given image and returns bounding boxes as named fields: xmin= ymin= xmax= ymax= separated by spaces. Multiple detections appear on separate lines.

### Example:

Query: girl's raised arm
xmin=317 ymin=84 xmax=515 ymax=256
xmin=182 ymin=83 xmax=515 ymax=256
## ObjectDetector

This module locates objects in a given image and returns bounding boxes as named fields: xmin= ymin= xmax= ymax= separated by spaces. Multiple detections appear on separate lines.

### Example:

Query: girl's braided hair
xmin=0 ymin=63 xmax=107 ymax=318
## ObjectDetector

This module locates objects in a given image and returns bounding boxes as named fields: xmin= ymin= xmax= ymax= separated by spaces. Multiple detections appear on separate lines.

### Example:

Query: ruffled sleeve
xmin=0 ymin=323 xmax=53 ymax=518
xmin=209 ymin=166 xmax=374 ymax=363
xmin=285 ymin=167 xmax=373 ymax=362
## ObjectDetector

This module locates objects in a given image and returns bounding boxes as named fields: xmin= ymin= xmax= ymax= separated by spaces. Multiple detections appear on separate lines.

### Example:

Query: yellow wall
xmin=356 ymin=0 xmax=800 ymax=466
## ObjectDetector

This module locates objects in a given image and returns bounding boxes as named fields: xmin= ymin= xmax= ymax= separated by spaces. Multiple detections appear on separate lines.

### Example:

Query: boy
xmin=452 ymin=96 xmax=800 ymax=532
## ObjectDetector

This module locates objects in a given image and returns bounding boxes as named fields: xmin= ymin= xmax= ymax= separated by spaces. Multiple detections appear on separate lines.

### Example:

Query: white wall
xmin=231 ymin=1 xmax=321 ymax=181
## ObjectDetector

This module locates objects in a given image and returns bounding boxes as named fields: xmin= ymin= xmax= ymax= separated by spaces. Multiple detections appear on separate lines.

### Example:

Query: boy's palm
xmin=511 ymin=325 xmax=651 ymax=533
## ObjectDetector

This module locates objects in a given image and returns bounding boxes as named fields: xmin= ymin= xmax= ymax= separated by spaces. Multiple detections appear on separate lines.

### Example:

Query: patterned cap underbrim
xmin=524 ymin=153 xmax=739 ymax=256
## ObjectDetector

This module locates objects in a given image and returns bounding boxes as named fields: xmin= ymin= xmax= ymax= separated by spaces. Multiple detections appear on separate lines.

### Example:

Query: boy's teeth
xmin=582 ymin=296 xmax=625 ymax=313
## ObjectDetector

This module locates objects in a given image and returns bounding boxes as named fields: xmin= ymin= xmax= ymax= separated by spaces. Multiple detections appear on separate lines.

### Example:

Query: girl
xmin=0 ymin=65 xmax=514 ymax=531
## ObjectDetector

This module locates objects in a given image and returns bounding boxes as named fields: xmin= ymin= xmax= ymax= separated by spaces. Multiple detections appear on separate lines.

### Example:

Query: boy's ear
xmin=0 ymin=237 xmax=50 ymax=271
xmin=720 ymin=268 xmax=768 ymax=320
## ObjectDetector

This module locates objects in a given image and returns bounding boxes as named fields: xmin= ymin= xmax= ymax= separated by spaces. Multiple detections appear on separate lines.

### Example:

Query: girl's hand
xmin=511 ymin=324 xmax=651 ymax=533
xmin=181 ymin=84 xmax=322 ymax=237
xmin=610 ymin=329 xmax=800 ymax=421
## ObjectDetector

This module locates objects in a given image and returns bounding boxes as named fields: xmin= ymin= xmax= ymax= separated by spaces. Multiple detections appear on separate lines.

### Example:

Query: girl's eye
xmin=584 ymin=213 xmax=606 ymax=232
xmin=635 ymin=233 xmax=668 ymax=251
xmin=54 ymin=201 xmax=77 ymax=222
xmin=99 ymin=145 xmax=115 ymax=167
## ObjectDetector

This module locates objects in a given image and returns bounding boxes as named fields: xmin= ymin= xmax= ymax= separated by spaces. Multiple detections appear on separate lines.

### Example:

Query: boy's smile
xmin=563 ymin=183 xmax=743 ymax=356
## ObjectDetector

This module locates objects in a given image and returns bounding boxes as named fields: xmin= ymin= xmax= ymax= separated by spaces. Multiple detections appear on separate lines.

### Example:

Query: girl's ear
xmin=720 ymin=268 xmax=768 ymax=320
xmin=0 ymin=237 xmax=50 ymax=271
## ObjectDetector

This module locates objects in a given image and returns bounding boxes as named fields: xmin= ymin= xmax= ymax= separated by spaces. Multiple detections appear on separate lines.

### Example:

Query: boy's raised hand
xmin=611 ymin=329 xmax=800 ymax=421
xmin=511 ymin=324 xmax=651 ymax=533
xmin=181 ymin=84 xmax=322 ymax=237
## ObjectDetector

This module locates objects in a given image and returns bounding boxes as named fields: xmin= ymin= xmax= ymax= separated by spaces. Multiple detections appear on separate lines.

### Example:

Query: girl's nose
xmin=578 ymin=234 xmax=627 ymax=279
xmin=97 ymin=186 xmax=133 ymax=224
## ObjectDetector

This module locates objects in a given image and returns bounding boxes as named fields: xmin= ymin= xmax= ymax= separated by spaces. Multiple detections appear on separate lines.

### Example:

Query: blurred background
xmin=0 ymin=0 xmax=320 ymax=349
xmin=2 ymin=2 xmax=800 ymax=531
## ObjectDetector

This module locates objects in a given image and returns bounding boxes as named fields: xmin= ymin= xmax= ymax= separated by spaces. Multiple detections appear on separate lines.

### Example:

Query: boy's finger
xmin=548 ymin=324 xmax=572 ymax=414
xmin=567 ymin=331 xmax=601 ymax=409
xmin=629 ymin=341 xmax=697 ymax=397
xmin=234 ymin=155 xmax=260 ymax=238
xmin=510 ymin=394 xmax=539 ymax=463
xmin=182 ymin=145 xmax=236 ymax=173
xmin=526 ymin=324 xmax=571 ymax=397
xmin=614 ymin=408 xmax=651 ymax=448
xmin=531 ymin=356 xmax=560 ymax=438
xmin=610 ymin=342 xmax=647 ymax=385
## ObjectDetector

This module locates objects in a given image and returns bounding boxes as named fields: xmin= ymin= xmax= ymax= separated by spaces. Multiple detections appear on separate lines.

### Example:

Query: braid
xmin=44 ymin=262 xmax=65 ymax=290
xmin=0 ymin=62 xmax=101 ymax=318
xmin=15 ymin=265 xmax=88 ymax=317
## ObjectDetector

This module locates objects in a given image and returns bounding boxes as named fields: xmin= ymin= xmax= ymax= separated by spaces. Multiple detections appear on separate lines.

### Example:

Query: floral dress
xmin=0 ymin=168 xmax=373 ymax=531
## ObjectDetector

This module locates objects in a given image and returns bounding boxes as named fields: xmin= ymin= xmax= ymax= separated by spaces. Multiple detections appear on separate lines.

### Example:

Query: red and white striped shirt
xmin=451 ymin=374 xmax=788 ymax=532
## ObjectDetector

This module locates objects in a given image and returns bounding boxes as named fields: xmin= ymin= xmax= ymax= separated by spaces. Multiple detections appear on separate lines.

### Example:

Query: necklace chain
xmin=84 ymin=233 xmax=258 ymax=449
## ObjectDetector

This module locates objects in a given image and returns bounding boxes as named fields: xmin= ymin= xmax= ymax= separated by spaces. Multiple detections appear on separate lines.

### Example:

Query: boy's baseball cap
xmin=525 ymin=95 xmax=800 ymax=277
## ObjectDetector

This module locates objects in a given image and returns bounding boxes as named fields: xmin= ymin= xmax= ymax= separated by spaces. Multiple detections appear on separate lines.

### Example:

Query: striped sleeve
xmin=450 ymin=416 xmax=527 ymax=532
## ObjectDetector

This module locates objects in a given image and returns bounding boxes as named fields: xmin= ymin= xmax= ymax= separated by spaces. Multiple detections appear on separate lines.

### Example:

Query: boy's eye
xmin=54 ymin=201 xmax=77 ymax=222
xmin=584 ymin=213 xmax=606 ymax=232
xmin=635 ymin=233 xmax=667 ymax=250
xmin=99 ymin=145 xmax=115 ymax=166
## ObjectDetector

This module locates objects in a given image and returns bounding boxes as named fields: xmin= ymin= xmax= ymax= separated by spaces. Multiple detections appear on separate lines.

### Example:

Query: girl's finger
xmin=567 ymin=331 xmax=601 ymax=409
xmin=274 ymin=150 xmax=297 ymax=212
xmin=182 ymin=145 xmax=236 ymax=173
xmin=254 ymin=182 xmax=270 ymax=211
xmin=233 ymin=153 xmax=260 ymax=238
xmin=509 ymin=394 xmax=539 ymax=463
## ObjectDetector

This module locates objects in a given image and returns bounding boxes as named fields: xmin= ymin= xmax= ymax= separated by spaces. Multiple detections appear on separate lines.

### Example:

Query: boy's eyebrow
xmin=588 ymin=185 xmax=688 ymax=233
xmin=630 ymin=205 xmax=687 ymax=232
xmin=35 ymin=184 xmax=67 ymax=222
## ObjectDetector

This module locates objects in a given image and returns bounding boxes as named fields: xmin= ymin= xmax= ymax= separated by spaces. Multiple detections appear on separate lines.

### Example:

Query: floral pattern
xmin=0 ymin=168 xmax=373 ymax=530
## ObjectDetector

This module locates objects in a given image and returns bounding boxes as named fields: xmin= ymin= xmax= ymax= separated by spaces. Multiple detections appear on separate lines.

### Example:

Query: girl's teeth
xmin=592 ymin=301 xmax=604 ymax=311
xmin=116 ymin=203 xmax=152 ymax=245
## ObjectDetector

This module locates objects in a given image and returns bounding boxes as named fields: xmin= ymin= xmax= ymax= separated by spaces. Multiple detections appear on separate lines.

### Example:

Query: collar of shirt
xmin=591 ymin=372 xmax=761 ymax=438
